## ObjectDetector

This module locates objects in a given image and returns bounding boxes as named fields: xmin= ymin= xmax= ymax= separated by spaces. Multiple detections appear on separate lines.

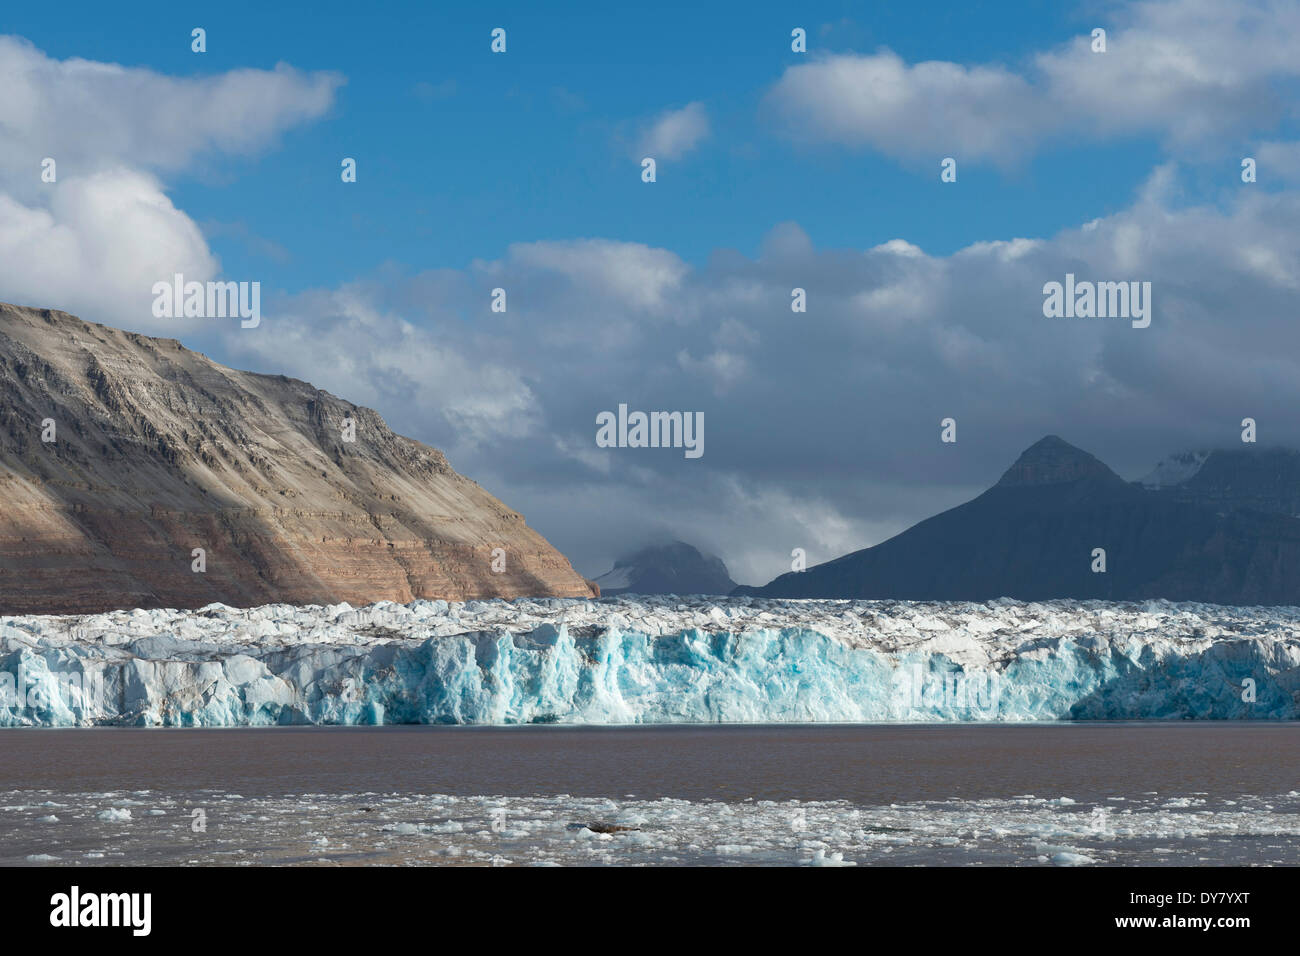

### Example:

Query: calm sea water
xmin=1 ymin=724 xmax=1297 ymax=866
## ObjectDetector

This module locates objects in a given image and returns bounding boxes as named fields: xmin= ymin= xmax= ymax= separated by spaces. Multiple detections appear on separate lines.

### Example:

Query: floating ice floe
xmin=9 ymin=787 xmax=1298 ymax=866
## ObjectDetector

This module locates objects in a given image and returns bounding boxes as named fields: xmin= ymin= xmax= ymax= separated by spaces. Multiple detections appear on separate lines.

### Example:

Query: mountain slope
xmin=0 ymin=302 xmax=597 ymax=612
xmin=1142 ymin=446 xmax=1300 ymax=516
xmin=594 ymin=541 xmax=736 ymax=595
xmin=736 ymin=436 xmax=1300 ymax=604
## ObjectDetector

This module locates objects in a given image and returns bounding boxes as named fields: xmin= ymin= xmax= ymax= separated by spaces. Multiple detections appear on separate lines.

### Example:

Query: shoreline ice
xmin=1 ymin=595 xmax=1298 ymax=726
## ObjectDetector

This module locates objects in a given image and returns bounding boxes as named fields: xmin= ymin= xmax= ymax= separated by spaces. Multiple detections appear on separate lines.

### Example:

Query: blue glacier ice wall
xmin=1 ymin=597 xmax=1298 ymax=726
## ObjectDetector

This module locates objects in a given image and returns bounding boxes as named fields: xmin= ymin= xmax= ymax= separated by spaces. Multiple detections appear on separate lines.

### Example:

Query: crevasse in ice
xmin=1 ymin=596 xmax=1297 ymax=726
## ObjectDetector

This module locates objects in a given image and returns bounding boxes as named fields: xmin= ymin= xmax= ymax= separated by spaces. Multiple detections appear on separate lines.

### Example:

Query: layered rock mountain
xmin=594 ymin=541 xmax=736 ymax=596
xmin=0 ymin=303 xmax=597 ymax=613
xmin=735 ymin=435 xmax=1300 ymax=605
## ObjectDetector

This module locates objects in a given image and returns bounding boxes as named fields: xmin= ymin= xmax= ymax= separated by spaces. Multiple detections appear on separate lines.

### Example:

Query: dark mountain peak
xmin=996 ymin=436 xmax=1120 ymax=488
xmin=741 ymin=432 xmax=1300 ymax=606
xmin=595 ymin=540 xmax=736 ymax=596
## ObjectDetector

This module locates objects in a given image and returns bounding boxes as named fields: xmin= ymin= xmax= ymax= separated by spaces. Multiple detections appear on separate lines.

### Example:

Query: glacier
xmin=1 ymin=596 xmax=1298 ymax=727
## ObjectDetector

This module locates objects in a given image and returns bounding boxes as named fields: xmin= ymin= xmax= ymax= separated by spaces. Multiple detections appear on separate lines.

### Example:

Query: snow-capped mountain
xmin=1137 ymin=450 xmax=1211 ymax=489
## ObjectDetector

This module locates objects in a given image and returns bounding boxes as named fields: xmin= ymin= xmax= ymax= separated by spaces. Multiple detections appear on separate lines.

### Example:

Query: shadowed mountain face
xmin=594 ymin=541 xmax=737 ymax=596
xmin=0 ymin=303 xmax=597 ymax=613
xmin=736 ymin=435 xmax=1300 ymax=605
xmin=1142 ymin=446 xmax=1300 ymax=517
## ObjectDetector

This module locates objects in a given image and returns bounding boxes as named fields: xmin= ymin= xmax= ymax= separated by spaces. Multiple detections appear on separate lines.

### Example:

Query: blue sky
xmin=7 ymin=0 xmax=1172 ymax=288
xmin=3 ymin=0 xmax=1300 ymax=583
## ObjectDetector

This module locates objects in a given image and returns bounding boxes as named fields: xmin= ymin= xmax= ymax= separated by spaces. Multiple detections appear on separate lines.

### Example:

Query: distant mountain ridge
xmin=736 ymin=435 xmax=1300 ymax=605
xmin=1140 ymin=446 xmax=1300 ymax=517
xmin=595 ymin=541 xmax=736 ymax=596
xmin=0 ymin=302 xmax=597 ymax=613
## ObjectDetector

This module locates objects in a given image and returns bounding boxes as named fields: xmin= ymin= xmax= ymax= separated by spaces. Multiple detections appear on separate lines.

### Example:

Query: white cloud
xmin=636 ymin=101 xmax=710 ymax=160
xmin=0 ymin=36 xmax=342 ymax=331
xmin=0 ymin=169 xmax=217 ymax=327
xmin=224 ymin=287 xmax=542 ymax=450
xmin=766 ymin=52 xmax=1043 ymax=163
xmin=503 ymin=238 xmax=690 ymax=312
xmin=0 ymin=35 xmax=342 ymax=189
xmin=873 ymin=239 xmax=926 ymax=258
xmin=764 ymin=0 xmax=1300 ymax=164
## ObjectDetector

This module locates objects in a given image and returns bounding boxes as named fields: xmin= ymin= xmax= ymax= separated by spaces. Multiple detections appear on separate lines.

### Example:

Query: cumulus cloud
xmin=0 ymin=36 xmax=342 ymax=331
xmin=223 ymin=284 xmax=542 ymax=450
xmin=764 ymin=0 xmax=1300 ymax=164
xmin=500 ymin=239 xmax=689 ymax=313
xmin=0 ymin=169 xmax=218 ymax=328
xmin=0 ymin=35 xmax=342 ymax=189
xmin=766 ymin=52 xmax=1044 ymax=163
xmin=636 ymin=102 xmax=710 ymax=160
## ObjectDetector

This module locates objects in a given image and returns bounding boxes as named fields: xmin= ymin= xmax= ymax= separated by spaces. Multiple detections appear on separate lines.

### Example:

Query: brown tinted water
xmin=1 ymin=724 xmax=1297 ymax=865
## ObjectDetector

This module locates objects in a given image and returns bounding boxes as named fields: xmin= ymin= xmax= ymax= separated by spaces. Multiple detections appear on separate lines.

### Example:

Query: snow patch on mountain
xmin=1139 ymin=450 xmax=1210 ymax=489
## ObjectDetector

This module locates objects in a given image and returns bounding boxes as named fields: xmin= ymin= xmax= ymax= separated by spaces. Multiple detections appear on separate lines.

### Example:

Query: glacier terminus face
xmin=1 ymin=595 xmax=1297 ymax=727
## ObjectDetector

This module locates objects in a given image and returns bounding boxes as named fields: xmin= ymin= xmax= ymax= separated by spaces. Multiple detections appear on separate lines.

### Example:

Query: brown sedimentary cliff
xmin=0 ymin=303 xmax=598 ymax=613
